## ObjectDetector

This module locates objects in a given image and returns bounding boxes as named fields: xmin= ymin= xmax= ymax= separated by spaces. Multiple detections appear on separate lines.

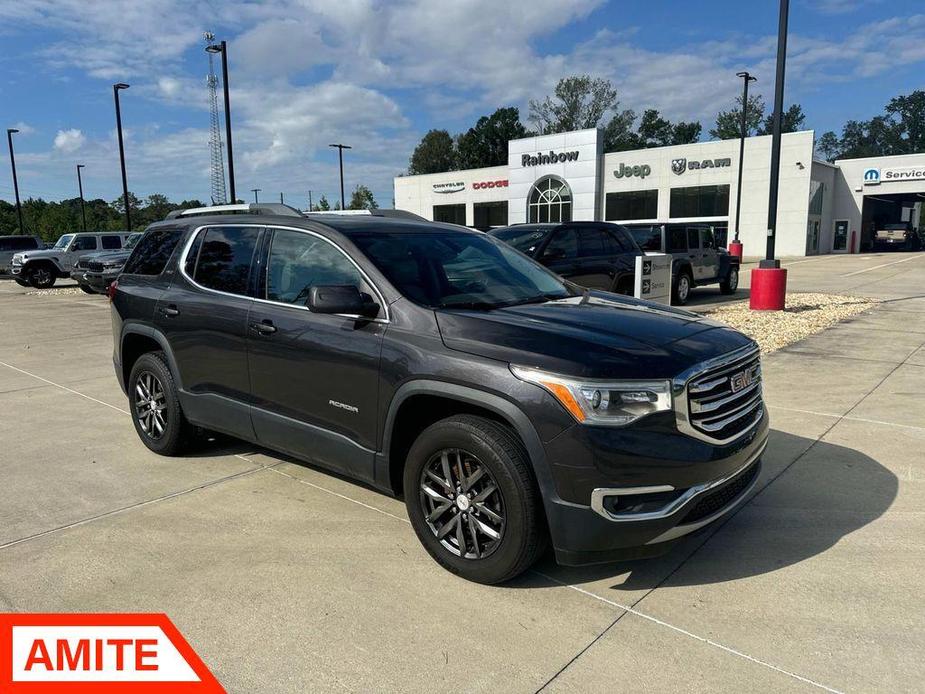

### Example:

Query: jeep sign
xmin=521 ymin=151 xmax=579 ymax=167
xmin=614 ymin=163 xmax=651 ymax=179
xmin=634 ymin=253 xmax=672 ymax=305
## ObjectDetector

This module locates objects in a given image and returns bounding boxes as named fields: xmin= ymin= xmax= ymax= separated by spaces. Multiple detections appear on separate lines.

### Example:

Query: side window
xmin=193 ymin=227 xmax=261 ymax=296
xmin=577 ymin=228 xmax=607 ymax=257
xmin=265 ymin=229 xmax=363 ymax=305
xmin=700 ymin=229 xmax=716 ymax=250
xmin=0 ymin=239 xmax=10 ymax=251
xmin=542 ymin=228 xmax=578 ymax=260
xmin=184 ymin=230 xmax=203 ymax=276
xmin=101 ymin=235 xmax=122 ymax=250
xmin=687 ymin=228 xmax=700 ymax=250
xmin=668 ymin=227 xmax=687 ymax=252
xmin=123 ymin=227 xmax=184 ymax=276
xmin=72 ymin=236 xmax=98 ymax=252
xmin=17 ymin=237 xmax=39 ymax=250
xmin=617 ymin=229 xmax=640 ymax=252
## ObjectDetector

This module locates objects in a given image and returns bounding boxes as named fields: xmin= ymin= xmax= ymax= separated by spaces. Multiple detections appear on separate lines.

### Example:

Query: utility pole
xmin=731 ymin=71 xmax=757 ymax=258
xmin=252 ymin=188 xmax=261 ymax=203
xmin=6 ymin=129 xmax=24 ymax=234
xmin=308 ymin=190 xmax=313 ymax=211
xmin=328 ymin=143 xmax=352 ymax=209
xmin=113 ymin=83 xmax=132 ymax=231
xmin=280 ymin=192 xmax=284 ymax=204
xmin=76 ymin=164 xmax=87 ymax=231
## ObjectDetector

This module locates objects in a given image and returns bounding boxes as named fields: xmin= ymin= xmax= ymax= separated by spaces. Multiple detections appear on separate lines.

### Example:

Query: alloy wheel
xmin=134 ymin=371 xmax=168 ymax=439
xmin=419 ymin=448 xmax=506 ymax=559
xmin=728 ymin=269 xmax=738 ymax=290
xmin=678 ymin=275 xmax=690 ymax=301
xmin=32 ymin=268 xmax=51 ymax=287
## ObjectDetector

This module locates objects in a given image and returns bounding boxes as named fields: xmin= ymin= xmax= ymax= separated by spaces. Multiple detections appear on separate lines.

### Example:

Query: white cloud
xmin=53 ymin=129 xmax=86 ymax=152
xmin=9 ymin=121 xmax=36 ymax=136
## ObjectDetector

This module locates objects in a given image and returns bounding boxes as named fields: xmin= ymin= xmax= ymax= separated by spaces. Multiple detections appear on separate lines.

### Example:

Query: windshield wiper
xmin=439 ymin=300 xmax=502 ymax=311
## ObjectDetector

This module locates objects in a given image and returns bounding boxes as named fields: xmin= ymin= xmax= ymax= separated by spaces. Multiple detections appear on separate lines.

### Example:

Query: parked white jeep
xmin=11 ymin=231 xmax=130 ymax=288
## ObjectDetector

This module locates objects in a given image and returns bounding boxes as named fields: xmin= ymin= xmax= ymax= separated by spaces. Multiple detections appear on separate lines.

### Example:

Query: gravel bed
xmin=704 ymin=292 xmax=878 ymax=353
xmin=24 ymin=286 xmax=84 ymax=296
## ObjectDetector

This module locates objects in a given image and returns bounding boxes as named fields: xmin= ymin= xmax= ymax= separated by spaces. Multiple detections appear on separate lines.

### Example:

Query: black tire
xmin=672 ymin=269 xmax=693 ymax=305
xmin=14 ymin=278 xmax=29 ymax=287
xmin=720 ymin=266 xmax=739 ymax=295
xmin=128 ymin=351 xmax=191 ymax=456
xmin=403 ymin=415 xmax=546 ymax=584
xmin=27 ymin=263 xmax=57 ymax=289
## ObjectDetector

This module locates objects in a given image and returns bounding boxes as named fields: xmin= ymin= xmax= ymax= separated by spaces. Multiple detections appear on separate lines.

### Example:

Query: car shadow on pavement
xmin=684 ymin=289 xmax=750 ymax=311
xmin=514 ymin=429 xmax=897 ymax=592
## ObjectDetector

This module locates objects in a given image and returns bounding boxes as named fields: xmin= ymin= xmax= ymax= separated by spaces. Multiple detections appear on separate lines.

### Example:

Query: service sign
xmin=634 ymin=253 xmax=672 ymax=305
xmin=863 ymin=166 xmax=925 ymax=185
xmin=0 ymin=613 xmax=223 ymax=692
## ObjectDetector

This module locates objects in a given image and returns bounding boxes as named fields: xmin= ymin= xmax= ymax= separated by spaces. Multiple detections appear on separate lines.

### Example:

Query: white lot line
xmin=841 ymin=253 xmax=925 ymax=277
xmin=0 ymin=359 xmax=842 ymax=691
xmin=769 ymin=404 xmax=925 ymax=433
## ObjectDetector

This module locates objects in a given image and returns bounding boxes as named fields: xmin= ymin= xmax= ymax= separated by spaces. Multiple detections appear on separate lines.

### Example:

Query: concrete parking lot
xmin=1 ymin=251 xmax=923 ymax=693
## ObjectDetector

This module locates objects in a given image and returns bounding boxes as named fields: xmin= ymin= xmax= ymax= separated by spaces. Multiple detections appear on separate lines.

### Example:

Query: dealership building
xmin=394 ymin=128 xmax=925 ymax=256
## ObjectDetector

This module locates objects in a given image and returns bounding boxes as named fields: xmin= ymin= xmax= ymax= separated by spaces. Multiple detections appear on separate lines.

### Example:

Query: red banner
xmin=0 ymin=614 xmax=224 ymax=692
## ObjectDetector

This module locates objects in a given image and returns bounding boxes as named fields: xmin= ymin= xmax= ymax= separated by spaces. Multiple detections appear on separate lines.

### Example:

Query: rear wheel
xmin=672 ymin=269 xmax=693 ymax=305
xmin=128 ymin=351 xmax=191 ymax=455
xmin=27 ymin=263 xmax=56 ymax=289
xmin=403 ymin=415 xmax=545 ymax=584
xmin=720 ymin=266 xmax=739 ymax=294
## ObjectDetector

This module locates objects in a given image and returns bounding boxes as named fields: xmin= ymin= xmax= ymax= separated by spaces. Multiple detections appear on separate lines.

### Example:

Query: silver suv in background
xmin=0 ymin=236 xmax=43 ymax=279
xmin=11 ymin=231 xmax=131 ymax=288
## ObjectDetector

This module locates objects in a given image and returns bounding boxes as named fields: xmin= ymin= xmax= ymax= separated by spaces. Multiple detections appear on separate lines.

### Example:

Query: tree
xmin=456 ymin=107 xmax=529 ymax=169
xmin=710 ymin=94 xmax=766 ymax=140
xmin=528 ymin=75 xmax=618 ymax=134
xmin=314 ymin=194 xmax=331 ymax=211
xmin=601 ymin=109 xmax=640 ymax=151
xmin=348 ymin=185 xmax=378 ymax=210
xmin=671 ymin=120 xmax=702 ymax=145
xmin=636 ymin=109 xmax=673 ymax=148
xmin=815 ymin=131 xmax=841 ymax=162
xmin=408 ymin=129 xmax=456 ymax=174
xmin=758 ymin=103 xmax=806 ymax=136
xmin=885 ymin=90 xmax=925 ymax=153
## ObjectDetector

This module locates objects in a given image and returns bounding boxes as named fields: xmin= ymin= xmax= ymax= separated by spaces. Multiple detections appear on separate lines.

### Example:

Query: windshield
xmin=350 ymin=229 xmax=576 ymax=310
xmin=487 ymin=226 xmax=551 ymax=255
xmin=53 ymin=234 xmax=74 ymax=250
xmin=124 ymin=233 xmax=143 ymax=250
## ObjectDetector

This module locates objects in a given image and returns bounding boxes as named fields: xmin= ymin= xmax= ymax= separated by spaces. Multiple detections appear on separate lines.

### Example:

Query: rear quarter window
xmin=123 ymin=227 xmax=184 ymax=276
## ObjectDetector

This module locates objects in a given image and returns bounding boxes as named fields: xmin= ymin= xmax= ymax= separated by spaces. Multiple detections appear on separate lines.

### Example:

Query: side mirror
xmin=308 ymin=285 xmax=379 ymax=319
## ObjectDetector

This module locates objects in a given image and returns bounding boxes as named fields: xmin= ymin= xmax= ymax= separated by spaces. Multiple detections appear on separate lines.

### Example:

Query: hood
xmin=436 ymin=293 xmax=753 ymax=380
xmin=88 ymin=250 xmax=131 ymax=263
xmin=15 ymin=248 xmax=59 ymax=262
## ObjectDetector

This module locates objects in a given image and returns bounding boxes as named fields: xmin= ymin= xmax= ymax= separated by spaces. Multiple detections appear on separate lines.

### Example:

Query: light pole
xmin=730 ymin=71 xmax=757 ymax=260
xmin=76 ymin=164 xmax=87 ymax=231
xmin=6 ymin=128 xmax=24 ymax=234
xmin=750 ymin=0 xmax=790 ymax=311
xmin=308 ymin=190 xmax=313 ymax=211
xmin=329 ymin=143 xmax=351 ymax=209
xmin=252 ymin=188 xmax=261 ymax=203
xmin=206 ymin=40 xmax=236 ymax=203
xmin=113 ymin=83 xmax=132 ymax=231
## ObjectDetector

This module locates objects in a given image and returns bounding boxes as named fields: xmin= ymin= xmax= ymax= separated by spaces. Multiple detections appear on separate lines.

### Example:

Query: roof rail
xmin=165 ymin=203 xmax=303 ymax=219
xmin=304 ymin=209 xmax=427 ymax=221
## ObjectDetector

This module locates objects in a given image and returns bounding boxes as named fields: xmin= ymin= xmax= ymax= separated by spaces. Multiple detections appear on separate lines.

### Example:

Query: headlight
xmin=511 ymin=366 xmax=672 ymax=426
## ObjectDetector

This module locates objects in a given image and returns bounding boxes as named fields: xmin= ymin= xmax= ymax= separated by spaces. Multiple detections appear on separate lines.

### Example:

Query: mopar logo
xmin=863 ymin=168 xmax=881 ymax=185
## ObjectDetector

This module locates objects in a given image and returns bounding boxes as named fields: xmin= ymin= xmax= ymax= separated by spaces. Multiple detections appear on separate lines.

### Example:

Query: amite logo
xmin=0 ymin=613 xmax=224 ymax=691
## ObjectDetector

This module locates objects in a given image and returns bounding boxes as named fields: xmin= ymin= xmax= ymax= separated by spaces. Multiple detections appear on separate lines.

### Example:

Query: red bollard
xmin=749 ymin=267 xmax=787 ymax=310
xmin=728 ymin=240 xmax=743 ymax=260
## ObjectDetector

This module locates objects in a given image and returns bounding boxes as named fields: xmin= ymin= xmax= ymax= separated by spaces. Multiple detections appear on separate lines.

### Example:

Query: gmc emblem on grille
xmin=729 ymin=365 xmax=759 ymax=393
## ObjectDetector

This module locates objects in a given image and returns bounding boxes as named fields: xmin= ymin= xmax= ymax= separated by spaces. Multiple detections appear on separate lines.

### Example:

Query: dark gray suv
xmin=112 ymin=204 xmax=768 ymax=583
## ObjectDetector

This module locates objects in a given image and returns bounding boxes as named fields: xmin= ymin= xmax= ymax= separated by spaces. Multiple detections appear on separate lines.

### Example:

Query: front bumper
xmin=543 ymin=406 xmax=769 ymax=566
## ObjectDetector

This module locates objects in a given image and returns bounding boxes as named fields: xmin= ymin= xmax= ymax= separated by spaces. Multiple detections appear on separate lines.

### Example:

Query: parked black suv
xmin=112 ymin=204 xmax=768 ymax=584
xmin=624 ymin=223 xmax=739 ymax=304
xmin=488 ymin=222 xmax=641 ymax=294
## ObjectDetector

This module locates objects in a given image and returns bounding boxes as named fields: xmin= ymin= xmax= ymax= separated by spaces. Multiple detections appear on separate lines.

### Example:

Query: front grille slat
xmin=685 ymin=351 xmax=763 ymax=442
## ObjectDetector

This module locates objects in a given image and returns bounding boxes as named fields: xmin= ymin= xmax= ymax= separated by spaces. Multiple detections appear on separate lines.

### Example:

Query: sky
xmin=0 ymin=0 xmax=923 ymax=210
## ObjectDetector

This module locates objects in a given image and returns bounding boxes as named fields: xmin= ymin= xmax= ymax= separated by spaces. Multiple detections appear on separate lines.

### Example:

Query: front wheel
xmin=14 ymin=278 xmax=29 ymax=287
xmin=27 ymin=264 xmax=56 ymax=289
xmin=720 ymin=267 xmax=739 ymax=294
xmin=403 ymin=415 xmax=546 ymax=584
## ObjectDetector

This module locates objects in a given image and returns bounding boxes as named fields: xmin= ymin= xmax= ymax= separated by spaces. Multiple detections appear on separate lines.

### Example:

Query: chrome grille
xmin=87 ymin=261 xmax=105 ymax=272
xmin=681 ymin=348 xmax=763 ymax=443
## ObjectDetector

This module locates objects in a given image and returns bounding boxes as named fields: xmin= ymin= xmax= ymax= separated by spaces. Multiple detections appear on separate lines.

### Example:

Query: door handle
xmin=250 ymin=320 xmax=277 ymax=335
xmin=160 ymin=305 xmax=180 ymax=317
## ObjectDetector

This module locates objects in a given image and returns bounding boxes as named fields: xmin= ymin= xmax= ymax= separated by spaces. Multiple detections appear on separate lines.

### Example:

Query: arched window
xmin=527 ymin=176 xmax=572 ymax=223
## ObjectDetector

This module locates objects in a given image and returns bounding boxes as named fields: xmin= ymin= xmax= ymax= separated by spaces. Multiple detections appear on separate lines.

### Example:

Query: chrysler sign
xmin=433 ymin=182 xmax=465 ymax=194
xmin=671 ymin=157 xmax=732 ymax=175
xmin=521 ymin=150 xmax=579 ymax=167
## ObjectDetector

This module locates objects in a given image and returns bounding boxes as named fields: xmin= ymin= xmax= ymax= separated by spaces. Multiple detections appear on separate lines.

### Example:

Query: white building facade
xmin=394 ymin=128 xmax=925 ymax=257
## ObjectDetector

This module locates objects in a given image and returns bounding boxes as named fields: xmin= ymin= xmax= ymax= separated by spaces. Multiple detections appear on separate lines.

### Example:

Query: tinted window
xmin=433 ymin=204 xmax=466 ymax=225
xmin=488 ymin=226 xmax=550 ymax=255
xmin=19 ymin=237 xmax=39 ymax=250
xmin=101 ymin=235 xmax=122 ymax=250
xmin=669 ymin=185 xmax=730 ymax=218
xmin=192 ymin=227 xmax=260 ymax=296
xmin=473 ymin=201 xmax=508 ymax=231
xmin=350 ymin=230 xmax=574 ymax=309
xmin=543 ymin=228 xmax=579 ymax=259
xmin=628 ymin=226 xmax=663 ymax=252
xmin=577 ymin=228 xmax=606 ymax=257
xmin=700 ymin=228 xmax=716 ymax=249
xmin=0 ymin=239 xmax=11 ymax=251
xmin=71 ymin=236 xmax=98 ymax=251
xmin=605 ymin=190 xmax=658 ymax=221
xmin=123 ymin=227 xmax=184 ymax=276
xmin=184 ymin=230 xmax=204 ymax=276
xmin=687 ymin=228 xmax=700 ymax=249
xmin=266 ymin=229 xmax=363 ymax=304
xmin=667 ymin=227 xmax=687 ymax=252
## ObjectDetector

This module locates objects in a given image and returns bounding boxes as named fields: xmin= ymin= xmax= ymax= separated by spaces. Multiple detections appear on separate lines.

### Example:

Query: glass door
xmin=833 ymin=220 xmax=849 ymax=253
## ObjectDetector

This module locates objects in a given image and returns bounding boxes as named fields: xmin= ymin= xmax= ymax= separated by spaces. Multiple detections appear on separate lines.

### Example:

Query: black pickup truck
xmin=624 ymin=223 xmax=739 ymax=305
